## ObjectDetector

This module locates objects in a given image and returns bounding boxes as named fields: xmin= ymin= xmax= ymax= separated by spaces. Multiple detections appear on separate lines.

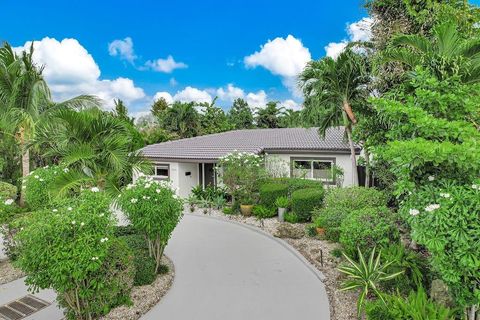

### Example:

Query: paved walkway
xmin=141 ymin=214 xmax=330 ymax=320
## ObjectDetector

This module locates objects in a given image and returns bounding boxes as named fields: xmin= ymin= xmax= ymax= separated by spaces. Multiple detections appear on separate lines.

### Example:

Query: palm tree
xmin=163 ymin=101 xmax=200 ymax=138
xmin=256 ymin=101 xmax=285 ymax=128
xmin=299 ymin=49 xmax=369 ymax=186
xmin=0 ymin=42 xmax=100 ymax=205
xmin=35 ymin=107 xmax=147 ymax=196
xmin=383 ymin=21 xmax=480 ymax=83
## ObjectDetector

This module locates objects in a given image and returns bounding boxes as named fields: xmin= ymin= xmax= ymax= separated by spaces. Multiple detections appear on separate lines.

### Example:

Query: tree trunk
xmin=343 ymin=100 xmax=357 ymax=124
xmin=19 ymin=127 xmax=29 ymax=207
xmin=345 ymin=124 xmax=359 ymax=186
xmin=364 ymin=147 xmax=371 ymax=187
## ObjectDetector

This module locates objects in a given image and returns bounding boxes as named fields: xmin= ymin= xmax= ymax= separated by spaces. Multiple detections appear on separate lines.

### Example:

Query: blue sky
xmin=1 ymin=0 xmax=478 ymax=116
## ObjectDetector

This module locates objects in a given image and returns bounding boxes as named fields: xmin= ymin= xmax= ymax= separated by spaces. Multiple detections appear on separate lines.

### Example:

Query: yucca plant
xmin=338 ymin=247 xmax=404 ymax=318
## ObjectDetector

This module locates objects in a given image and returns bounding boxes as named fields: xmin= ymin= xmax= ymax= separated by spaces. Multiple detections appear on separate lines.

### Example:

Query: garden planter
xmin=240 ymin=204 xmax=253 ymax=216
xmin=278 ymin=207 xmax=286 ymax=222
xmin=316 ymin=227 xmax=325 ymax=236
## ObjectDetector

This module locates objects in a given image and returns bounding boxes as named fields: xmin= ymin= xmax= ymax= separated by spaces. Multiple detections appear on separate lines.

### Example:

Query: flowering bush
xmin=15 ymin=189 xmax=133 ymax=320
xmin=217 ymin=151 xmax=266 ymax=204
xmin=401 ymin=181 xmax=480 ymax=310
xmin=0 ymin=181 xmax=19 ymax=223
xmin=117 ymin=176 xmax=183 ymax=272
xmin=23 ymin=165 xmax=63 ymax=210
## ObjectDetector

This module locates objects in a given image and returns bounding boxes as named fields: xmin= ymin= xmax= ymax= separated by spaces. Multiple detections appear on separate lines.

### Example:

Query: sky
xmin=2 ymin=0 xmax=476 ymax=117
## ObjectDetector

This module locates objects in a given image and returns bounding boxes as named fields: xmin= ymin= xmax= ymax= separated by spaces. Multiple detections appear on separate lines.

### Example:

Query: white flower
xmin=91 ymin=256 xmax=99 ymax=261
xmin=409 ymin=209 xmax=420 ymax=216
xmin=439 ymin=193 xmax=450 ymax=198
xmin=4 ymin=199 xmax=14 ymax=205
xmin=142 ymin=195 xmax=147 ymax=199
xmin=100 ymin=237 xmax=109 ymax=243
xmin=425 ymin=204 xmax=440 ymax=212
xmin=67 ymin=207 xmax=73 ymax=211
xmin=80 ymin=222 xmax=85 ymax=227
xmin=126 ymin=183 xmax=133 ymax=190
xmin=146 ymin=196 xmax=151 ymax=200
xmin=22 ymin=186 xmax=26 ymax=190
xmin=44 ymin=165 xmax=49 ymax=169
xmin=156 ymin=189 xmax=161 ymax=193
xmin=52 ymin=209 xmax=58 ymax=212
xmin=130 ymin=198 xmax=138 ymax=204
xmin=63 ymin=168 xmax=69 ymax=173
xmin=71 ymin=220 xmax=76 ymax=225
xmin=34 ymin=175 xmax=40 ymax=179
xmin=472 ymin=184 xmax=479 ymax=190
xmin=428 ymin=175 xmax=435 ymax=181
xmin=145 ymin=183 xmax=151 ymax=189
xmin=90 ymin=187 xmax=100 ymax=192
xmin=39 ymin=178 xmax=44 ymax=182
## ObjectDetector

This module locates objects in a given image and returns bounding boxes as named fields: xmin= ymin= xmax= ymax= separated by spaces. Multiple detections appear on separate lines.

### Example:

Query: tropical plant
xmin=255 ymin=101 xmax=284 ymax=128
xmin=162 ymin=101 xmax=200 ymax=138
xmin=252 ymin=205 xmax=276 ymax=227
xmin=117 ymin=176 xmax=183 ymax=273
xmin=198 ymin=98 xmax=232 ymax=134
xmin=338 ymin=247 xmax=404 ymax=318
xmin=300 ymin=49 xmax=369 ymax=186
xmin=228 ymin=98 xmax=253 ymax=129
xmin=274 ymin=196 xmax=289 ymax=209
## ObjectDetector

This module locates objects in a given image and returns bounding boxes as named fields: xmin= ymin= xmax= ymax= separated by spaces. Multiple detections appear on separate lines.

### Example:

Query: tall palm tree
xmin=35 ymin=107 xmax=147 ymax=197
xmin=163 ymin=101 xmax=200 ymax=138
xmin=0 ymin=42 xmax=100 ymax=205
xmin=383 ymin=21 xmax=480 ymax=83
xmin=299 ymin=49 xmax=369 ymax=186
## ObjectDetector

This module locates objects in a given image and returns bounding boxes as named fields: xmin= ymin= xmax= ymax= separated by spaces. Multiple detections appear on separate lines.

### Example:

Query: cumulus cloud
xmin=145 ymin=55 xmax=188 ymax=73
xmin=153 ymin=91 xmax=174 ymax=104
xmin=244 ymin=35 xmax=310 ymax=96
xmin=173 ymin=86 xmax=212 ymax=104
xmin=246 ymin=90 xmax=268 ymax=108
xmin=108 ymin=37 xmax=137 ymax=63
xmin=216 ymin=84 xmax=245 ymax=103
xmin=280 ymin=99 xmax=301 ymax=111
xmin=14 ymin=37 xmax=145 ymax=109
xmin=324 ymin=17 xmax=373 ymax=59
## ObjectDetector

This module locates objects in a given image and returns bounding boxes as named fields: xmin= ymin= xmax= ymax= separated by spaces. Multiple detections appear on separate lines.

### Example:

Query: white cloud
xmin=14 ymin=37 xmax=145 ymax=109
xmin=108 ymin=37 xmax=136 ymax=63
xmin=280 ymin=99 xmax=301 ymax=111
xmin=145 ymin=55 xmax=188 ymax=73
xmin=153 ymin=91 xmax=174 ymax=104
xmin=169 ymin=77 xmax=178 ymax=87
xmin=216 ymin=84 xmax=245 ymax=103
xmin=244 ymin=35 xmax=311 ymax=95
xmin=246 ymin=90 xmax=268 ymax=108
xmin=173 ymin=86 xmax=212 ymax=104
xmin=324 ymin=17 xmax=373 ymax=59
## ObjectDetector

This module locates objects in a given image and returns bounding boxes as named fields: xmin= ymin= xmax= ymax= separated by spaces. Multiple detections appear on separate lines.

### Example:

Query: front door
xmin=198 ymin=163 xmax=216 ymax=189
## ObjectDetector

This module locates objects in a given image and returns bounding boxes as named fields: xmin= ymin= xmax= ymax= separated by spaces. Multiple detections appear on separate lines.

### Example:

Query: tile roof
xmin=140 ymin=127 xmax=359 ymax=161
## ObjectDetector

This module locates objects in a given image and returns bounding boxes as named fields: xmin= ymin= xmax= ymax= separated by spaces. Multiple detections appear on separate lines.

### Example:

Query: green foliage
xmin=0 ymin=181 xmax=17 ymax=200
xmin=15 ymin=190 xmax=132 ymax=319
xmin=284 ymin=212 xmax=299 ymax=224
xmin=401 ymin=181 xmax=480 ymax=309
xmin=198 ymin=99 xmax=233 ymax=134
xmin=23 ymin=165 xmax=62 ymax=210
xmin=252 ymin=205 xmax=276 ymax=219
xmin=117 ymin=176 xmax=183 ymax=273
xmin=312 ymin=206 xmax=347 ymax=242
xmin=338 ymin=247 xmax=404 ymax=318
xmin=256 ymin=101 xmax=284 ymax=128
xmin=365 ymin=287 xmax=456 ymax=320
xmin=121 ymin=234 xmax=157 ymax=286
xmin=291 ymin=188 xmax=325 ymax=222
xmin=191 ymin=185 xmax=228 ymax=202
xmin=340 ymin=206 xmax=399 ymax=256
xmin=259 ymin=183 xmax=289 ymax=208
xmin=274 ymin=196 xmax=289 ymax=208
xmin=222 ymin=206 xmax=234 ymax=215
xmin=227 ymin=98 xmax=254 ymax=129
xmin=162 ymin=101 xmax=201 ymax=138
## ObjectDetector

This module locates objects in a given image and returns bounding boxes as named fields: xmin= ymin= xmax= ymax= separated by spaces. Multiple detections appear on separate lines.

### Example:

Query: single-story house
xmin=136 ymin=127 xmax=361 ymax=198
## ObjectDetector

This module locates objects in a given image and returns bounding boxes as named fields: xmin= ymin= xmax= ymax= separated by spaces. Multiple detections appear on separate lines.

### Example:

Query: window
xmin=153 ymin=164 xmax=169 ymax=179
xmin=291 ymin=158 xmax=335 ymax=184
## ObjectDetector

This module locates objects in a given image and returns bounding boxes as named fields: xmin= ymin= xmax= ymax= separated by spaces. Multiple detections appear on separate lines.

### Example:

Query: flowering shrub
xmin=23 ymin=165 xmax=63 ymax=210
xmin=217 ymin=151 xmax=266 ymax=204
xmin=401 ymin=181 xmax=480 ymax=309
xmin=15 ymin=189 xmax=133 ymax=320
xmin=117 ymin=176 xmax=183 ymax=272
xmin=0 ymin=181 xmax=19 ymax=223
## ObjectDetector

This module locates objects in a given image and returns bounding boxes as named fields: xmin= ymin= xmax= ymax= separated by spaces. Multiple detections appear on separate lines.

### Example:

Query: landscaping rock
xmin=430 ymin=279 xmax=454 ymax=307
xmin=273 ymin=223 xmax=304 ymax=239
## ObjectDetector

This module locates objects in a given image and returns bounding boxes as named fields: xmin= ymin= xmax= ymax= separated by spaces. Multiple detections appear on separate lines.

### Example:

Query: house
xmin=137 ymin=127 xmax=360 ymax=197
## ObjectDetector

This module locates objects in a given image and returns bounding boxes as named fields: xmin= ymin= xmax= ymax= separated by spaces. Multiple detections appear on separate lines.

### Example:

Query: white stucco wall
xmin=177 ymin=162 xmax=199 ymax=198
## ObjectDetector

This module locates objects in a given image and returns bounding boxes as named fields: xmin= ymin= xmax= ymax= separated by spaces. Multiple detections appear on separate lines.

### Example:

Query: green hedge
xmin=0 ymin=181 xmax=17 ymax=200
xmin=291 ymin=188 xmax=325 ymax=222
xmin=339 ymin=206 xmax=399 ymax=256
xmin=264 ymin=178 xmax=323 ymax=195
xmin=259 ymin=183 xmax=288 ymax=208
xmin=312 ymin=206 xmax=347 ymax=241
xmin=121 ymin=234 xmax=157 ymax=286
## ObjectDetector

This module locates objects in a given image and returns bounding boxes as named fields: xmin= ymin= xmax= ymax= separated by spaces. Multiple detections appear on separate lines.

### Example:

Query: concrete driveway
xmin=141 ymin=214 xmax=330 ymax=320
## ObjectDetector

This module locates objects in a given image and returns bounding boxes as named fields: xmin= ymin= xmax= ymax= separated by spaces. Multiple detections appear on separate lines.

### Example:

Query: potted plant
xmin=275 ymin=196 xmax=289 ymax=222
xmin=239 ymin=193 xmax=254 ymax=216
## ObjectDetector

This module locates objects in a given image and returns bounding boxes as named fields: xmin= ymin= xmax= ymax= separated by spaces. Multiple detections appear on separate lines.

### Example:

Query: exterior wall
xmin=265 ymin=152 xmax=356 ymax=187
xmin=177 ymin=162 xmax=199 ymax=198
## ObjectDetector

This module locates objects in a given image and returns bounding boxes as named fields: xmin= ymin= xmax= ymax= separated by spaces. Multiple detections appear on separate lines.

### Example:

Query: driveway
xmin=141 ymin=214 xmax=330 ymax=320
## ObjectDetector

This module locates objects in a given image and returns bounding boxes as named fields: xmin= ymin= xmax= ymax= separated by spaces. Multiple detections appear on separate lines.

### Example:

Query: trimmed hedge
xmin=291 ymin=188 xmax=325 ymax=222
xmin=263 ymin=178 xmax=323 ymax=195
xmin=259 ymin=183 xmax=288 ymax=208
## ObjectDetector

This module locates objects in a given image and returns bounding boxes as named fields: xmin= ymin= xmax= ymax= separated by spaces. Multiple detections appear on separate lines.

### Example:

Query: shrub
xmin=365 ymin=287 xmax=456 ymax=320
xmin=0 ymin=181 xmax=17 ymax=200
xmin=339 ymin=206 xmax=399 ymax=256
xmin=284 ymin=212 xmax=299 ymax=223
xmin=259 ymin=183 xmax=288 ymax=208
xmin=312 ymin=206 xmax=348 ymax=242
xmin=222 ymin=207 xmax=234 ymax=215
xmin=291 ymin=188 xmax=325 ymax=222
xmin=121 ymin=234 xmax=157 ymax=286
xmin=264 ymin=178 xmax=323 ymax=195
xmin=117 ymin=176 xmax=183 ymax=273
xmin=23 ymin=165 xmax=62 ymax=210
xmin=323 ymin=186 xmax=387 ymax=210
xmin=274 ymin=196 xmax=289 ymax=208
xmin=253 ymin=205 xmax=276 ymax=219
xmin=15 ymin=190 xmax=133 ymax=320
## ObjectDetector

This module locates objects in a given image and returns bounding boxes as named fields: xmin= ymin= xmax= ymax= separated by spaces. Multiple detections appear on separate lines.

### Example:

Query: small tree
xmin=117 ymin=176 xmax=183 ymax=272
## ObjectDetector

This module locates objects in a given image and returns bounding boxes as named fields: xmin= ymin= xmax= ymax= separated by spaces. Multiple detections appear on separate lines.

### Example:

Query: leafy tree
xmin=151 ymin=97 xmax=169 ymax=121
xmin=300 ymin=49 xmax=369 ymax=186
xmin=112 ymin=99 xmax=133 ymax=125
xmin=228 ymin=98 xmax=254 ymax=129
xmin=198 ymin=98 xmax=232 ymax=134
xmin=279 ymin=109 xmax=303 ymax=128
xmin=0 ymin=42 xmax=99 ymax=204
xmin=255 ymin=101 xmax=284 ymax=128
xmin=162 ymin=101 xmax=200 ymax=138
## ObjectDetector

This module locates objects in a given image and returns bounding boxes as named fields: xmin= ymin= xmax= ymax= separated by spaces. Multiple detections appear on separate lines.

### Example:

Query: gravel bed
xmin=101 ymin=255 xmax=175 ymax=320
xmin=189 ymin=207 xmax=357 ymax=320
xmin=0 ymin=259 xmax=25 ymax=284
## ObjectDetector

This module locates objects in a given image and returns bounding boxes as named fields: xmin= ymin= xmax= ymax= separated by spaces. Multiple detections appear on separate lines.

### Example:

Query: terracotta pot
xmin=316 ymin=227 xmax=326 ymax=236
xmin=240 ymin=204 xmax=254 ymax=216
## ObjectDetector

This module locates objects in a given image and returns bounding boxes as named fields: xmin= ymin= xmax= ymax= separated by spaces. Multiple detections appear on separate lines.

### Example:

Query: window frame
xmin=153 ymin=163 xmax=170 ymax=180
xmin=290 ymin=157 xmax=336 ymax=185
